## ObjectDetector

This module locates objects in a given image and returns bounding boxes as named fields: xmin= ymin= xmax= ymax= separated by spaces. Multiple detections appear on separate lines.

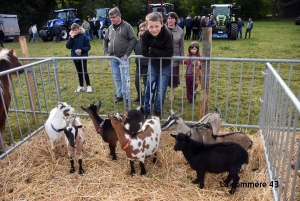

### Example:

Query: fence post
xmin=200 ymin=27 xmax=212 ymax=118
xmin=52 ymin=58 xmax=62 ymax=102
xmin=19 ymin=36 xmax=37 ymax=121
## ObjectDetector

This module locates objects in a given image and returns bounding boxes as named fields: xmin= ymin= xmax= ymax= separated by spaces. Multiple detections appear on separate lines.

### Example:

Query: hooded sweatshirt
xmin=66 ymin=27 xmax=90 ymax=57
xmin=103 ymin=20 xmax=137 ymax=58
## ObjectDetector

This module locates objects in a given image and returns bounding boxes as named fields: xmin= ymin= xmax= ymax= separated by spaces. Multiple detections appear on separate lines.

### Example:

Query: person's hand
xmin=106 ymin=53 xmax=110 ymax=56
xmin=70 ymin=31 xmax=75 ymax=38
xmin=123 ymin=55 xmax=128 ymax=61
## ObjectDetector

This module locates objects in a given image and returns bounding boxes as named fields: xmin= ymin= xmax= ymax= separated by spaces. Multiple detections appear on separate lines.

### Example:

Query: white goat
xmin=45 ymin=102 xmax=75 ymax=160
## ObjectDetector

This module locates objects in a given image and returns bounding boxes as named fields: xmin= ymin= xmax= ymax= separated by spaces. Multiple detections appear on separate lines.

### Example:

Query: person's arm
xmin=81 ymin=35 xmax=91 ymax=53
xmin=103 ymin=28 xmax=109 ymax=55
xmin=66 ymin=31 xmax=75 ymax=49
xmin=179 ymin=31 xmax=184 ymax=57
xmin=141 ymin=33 xmax=150 ymax=57
xmin=124 ymin=25 xmax=137 ymax=58
xmin=149 ymin=33 xmax=174 ymax=57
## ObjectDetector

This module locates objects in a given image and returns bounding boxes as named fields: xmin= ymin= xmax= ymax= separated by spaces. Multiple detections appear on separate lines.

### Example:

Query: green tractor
xmin=203 ymin=4 xmax=240 ymax=40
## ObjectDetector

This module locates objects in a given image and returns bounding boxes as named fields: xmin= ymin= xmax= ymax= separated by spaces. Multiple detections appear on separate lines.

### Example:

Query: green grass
xmin=3 ymin=19 xmax=300 ymax=144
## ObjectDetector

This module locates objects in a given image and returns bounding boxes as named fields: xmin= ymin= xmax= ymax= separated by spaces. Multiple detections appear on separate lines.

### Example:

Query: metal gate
xmin=260 ymin=62 xmax=300 ymax=201
xmin=0 ymin=56 xmax=300 ymax=200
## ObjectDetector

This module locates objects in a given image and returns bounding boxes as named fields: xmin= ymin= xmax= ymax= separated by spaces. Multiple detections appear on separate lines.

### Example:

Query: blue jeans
xmin=55 ymin=33 xmax=60 ymax=42
xmin=238 ymin=28 xmax=242 ymax=38
xmin=32 ymin=33 xmax=40 ymax=42
xmin=199 ymin=31 xmax=202 ymax=41
xmin=144 ymin=64 xmax=171 ymax=112
xmin=85 ymin=30 xmax=90 ymax=41
xmin=110 ymin=57 xmax=129 ymax=99
xmin=90 ymin=30 xmax=94 ymax=40
xmin=98 ymin=29 xmax=102 ymax=40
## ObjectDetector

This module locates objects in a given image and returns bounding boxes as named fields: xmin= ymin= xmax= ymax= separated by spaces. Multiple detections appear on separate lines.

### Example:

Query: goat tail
xmin=214 ymin=106 xmax=221 ymax=118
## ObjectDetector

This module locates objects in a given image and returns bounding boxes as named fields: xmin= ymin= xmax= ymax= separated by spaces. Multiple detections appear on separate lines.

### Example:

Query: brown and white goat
xmin=108 ymin=112 xmax=162 ymax=176
xmin=58 ymin=116 xmax=85 ymax=174
xmin=81 ymin=101 xmax=145 ymax=160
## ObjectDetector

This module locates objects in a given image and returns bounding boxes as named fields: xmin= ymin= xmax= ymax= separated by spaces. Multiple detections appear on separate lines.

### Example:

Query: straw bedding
xmin=0 ymin=119 xmax=291 ymax=201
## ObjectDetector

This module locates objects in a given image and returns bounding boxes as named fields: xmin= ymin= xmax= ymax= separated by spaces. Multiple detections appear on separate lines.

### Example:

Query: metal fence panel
xmin=259 ymin=62 xmax=300 ymax=201
xmin=0 ymin=56 xmax=300 ymax=201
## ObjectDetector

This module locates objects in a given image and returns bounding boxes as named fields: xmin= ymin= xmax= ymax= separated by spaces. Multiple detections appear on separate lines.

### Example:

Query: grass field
xmin=0 ymin=19 xmax=300 ymax=201
xmin=2 ymin=19 xmax=300 ymax=141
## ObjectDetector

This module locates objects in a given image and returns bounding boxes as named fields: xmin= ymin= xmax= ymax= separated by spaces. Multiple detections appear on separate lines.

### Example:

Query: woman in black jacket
xmin=66 ymin=23 xmax=92 ymax=93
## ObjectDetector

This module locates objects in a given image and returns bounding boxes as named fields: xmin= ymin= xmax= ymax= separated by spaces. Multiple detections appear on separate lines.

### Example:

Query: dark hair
xmin=167 ymin=12 xmax=178 ymax=24
xmin=71 ymin=23 xmax=80 ymax=30
xmin=188 ymin=41 xmax=200 ymax=55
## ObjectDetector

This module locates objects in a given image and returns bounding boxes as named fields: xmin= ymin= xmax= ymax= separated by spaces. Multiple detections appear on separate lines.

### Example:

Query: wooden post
xmin=200 ymin=27 xmax=212 ymax=118
xmin=19 ymin=36 xmax=37 ymax=121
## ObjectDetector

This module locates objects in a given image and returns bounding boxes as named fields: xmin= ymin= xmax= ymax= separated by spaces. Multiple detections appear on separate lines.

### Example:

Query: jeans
xmin=110 ymin=57 xmax=129 ymax=99
xmin=98 ymin=29 xmax=102 ymax=40
xmin=32 ymin=33 xmax=40 ymax=42
xmin=90 ymin=30 xmax=94 ymax=40
xmin=245 ymin=28 xmax=251 ymax=39
xmin=199 ymin=31 xmax=202 ymax=41
xmin=85 ymin=30 xmax=90 ymax=41
xmin=238 ymin=28 xmax=242 ymax=38
xmin=144 ymin=64 xmax=171 ymax=112
xmin=55 ymin=33 xmax=60 ymax=42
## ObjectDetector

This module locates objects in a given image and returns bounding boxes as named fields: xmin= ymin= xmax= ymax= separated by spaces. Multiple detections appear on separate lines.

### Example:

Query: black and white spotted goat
xmin=58 ymin=116 xmax=85 ymax=174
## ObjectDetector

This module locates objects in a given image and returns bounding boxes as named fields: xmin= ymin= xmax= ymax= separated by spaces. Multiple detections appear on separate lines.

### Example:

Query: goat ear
xmin=77 ymin=125 xmax=83 ymax=128
xmin=170 ymin=134 xmax=177 ymax=138
xmin=81 ymin=106 xmax=87 ymax=112
xmin=170 ymin=110 xmax=175 ymax=115
xmin=187 ymin=131 xmax=192 ymax=137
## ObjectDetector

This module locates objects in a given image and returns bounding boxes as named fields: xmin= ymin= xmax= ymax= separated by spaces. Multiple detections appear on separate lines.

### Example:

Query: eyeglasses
xmin=109 ymin=15 xmax=119 ymax=19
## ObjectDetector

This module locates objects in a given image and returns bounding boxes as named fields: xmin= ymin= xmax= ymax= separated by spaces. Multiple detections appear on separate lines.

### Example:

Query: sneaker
xmin=75 ymin=86 xmax=85 ymax=92
xmin=87 ymin=86 xmax=92 ymax=92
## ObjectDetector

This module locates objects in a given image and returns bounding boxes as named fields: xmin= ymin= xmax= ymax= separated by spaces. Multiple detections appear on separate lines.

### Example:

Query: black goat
xmin=171 ymin=132 xmax=248 ymax=195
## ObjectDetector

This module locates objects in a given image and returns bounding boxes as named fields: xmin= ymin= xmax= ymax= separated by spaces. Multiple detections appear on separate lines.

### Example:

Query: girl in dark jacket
xmin=66 ymin=23 xmax=92 ymax=93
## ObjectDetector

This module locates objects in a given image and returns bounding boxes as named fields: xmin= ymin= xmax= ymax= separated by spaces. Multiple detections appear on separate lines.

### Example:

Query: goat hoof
xmin=79 ymin=169 xmax=85 ymax=175
xmin=229 ymin=189 xmax=235 ymax=195
xmin=112 ymin=156 xmax=117 ymax=160
xmin=140 ymin=171 xmax=146 ymax=175
xmin=152 ymin=158 xmax=157 ymax=164
xmin=192 ymin=179 xmax=199 ymax=184
xmin=70 ymin=169 xmax=75 ymax=173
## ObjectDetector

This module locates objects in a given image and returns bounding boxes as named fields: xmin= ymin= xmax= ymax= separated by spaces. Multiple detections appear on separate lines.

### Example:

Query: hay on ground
xmin=0 ymin=119 xmax=287 ymax=201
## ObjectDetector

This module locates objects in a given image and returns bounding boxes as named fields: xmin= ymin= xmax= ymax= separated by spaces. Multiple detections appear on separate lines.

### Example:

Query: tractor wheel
xmin=102 ymin=26 xmax=108 ymax=38
xmin=229 ymin=23 xmax=238 ymax=40
xmin=60 ymin=27 xmax=69 ymax=41
xmin=41 ymin=36 xmax=53 ymax=42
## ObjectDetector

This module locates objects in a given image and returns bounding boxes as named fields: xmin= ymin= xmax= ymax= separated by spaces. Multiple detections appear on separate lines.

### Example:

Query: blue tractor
xmin=91 ymin=8 xmax=111 ymax=38
xmin=39 ymin=8 xmax=82 ymax=42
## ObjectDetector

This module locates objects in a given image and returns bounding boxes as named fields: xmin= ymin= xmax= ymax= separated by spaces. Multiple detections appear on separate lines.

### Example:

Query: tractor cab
xmin=203 ymin=4 xmax=240 ymax=40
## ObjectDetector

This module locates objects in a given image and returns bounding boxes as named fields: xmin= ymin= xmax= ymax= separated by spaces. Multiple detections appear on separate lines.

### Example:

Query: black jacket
xmin=134 ymin=39 xmax=149 ymax=66
xmin=141 ymin=26 xmax=174 ymax=68
xmin=66 ymin=28 xmax=91 ymax=57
